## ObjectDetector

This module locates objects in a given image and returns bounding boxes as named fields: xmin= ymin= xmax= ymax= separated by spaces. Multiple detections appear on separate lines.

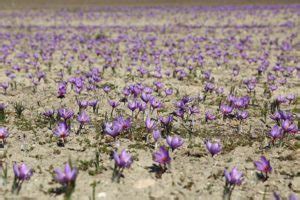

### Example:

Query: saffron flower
xmin=77 ymin=111 xmax=90 ymax=125
xmin=254 ymin=156 xmax=272 ymax=180
xmin=77 ymin=100 xmax=89 ymax=110
xmin=145 ymin=117 xmax=156 ymax=132
xmin=236 ymin=110 xmax=249 ymax=120
xmin=165 ymin=88 xmax=173 ymax=96
xmin=127 ymin=100 xmax=137 ymax=112
xmin=109 ymin=100 xmax=120 ymax=109
xmin=13 ymin=163 xmax=33 ymax=181
xmin=0 ymin=127 xmax=9 ymax=143
xmin=54 ymin=163 xmax=78 ymax=186
xmin=282 ymin=120 xmax=298 ymax=134
xmin=205 ymin=140 xmax=222 ymax=157
xmin=104 ymin=122 xmax=122 ymax=138
xmin=57 ymin=82 xmax=67 ymax=98
xmin=115 ymin=116 xmax=131 ymax=131
xmin=269 ymin=125 xmax=283 ymax=141
xmin=153 ymin=146 xmax=171 ymax=165
xmin=224 ymin=167 xmax=243 ymax=186
xmin=53 ymin=122 xmax=70 ymax=142
xmin=103 ymin=85 xmax=111 ymax=93
xmin=12 ymin=162 xmax=33 ymax=194
xmin=89 ymin=100 xmax=98 ymax=112
xmin=220 ymin=104 xmax=233 ymax=116
xmin=43 ymin=109 xmax=55 ymax=118
xmin=54 ymin=163 xmax=78 ymax=199
xmin=58 ymin=108 xmax=74 ymax=121
xmin=113 ymin=149 xmax=133 ymax=169
xmin=153 ymin=130 xmax=161 ymax=142
xmin=205 ymin=110 xmax=216 ymax=121
xmin=166 ymin=135 xmax=184 ymax=151
xmin=0 ymin=82 xmax=9 ymax=94
xmin=159 ymin=115 xmax=173 ymax=126
xmin=112 ymin=149 xmax=133 ymax=182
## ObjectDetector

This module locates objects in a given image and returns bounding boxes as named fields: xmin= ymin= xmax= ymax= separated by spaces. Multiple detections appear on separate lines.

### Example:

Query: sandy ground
xmin=0 ymin=3 xmax=299 ymax=200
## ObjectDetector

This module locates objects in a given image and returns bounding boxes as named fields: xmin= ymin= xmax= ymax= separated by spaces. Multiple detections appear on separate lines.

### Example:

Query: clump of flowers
xmin=104 ymin=116 xmax=131 ymax=139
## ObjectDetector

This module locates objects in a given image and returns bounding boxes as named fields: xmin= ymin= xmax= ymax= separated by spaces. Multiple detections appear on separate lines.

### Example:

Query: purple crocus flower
xmin=276 ymin=95 xmax=287 ymax=104
xmin=152 ymin=130 xmax=161 ymax=142
xmin=289 ymin=193 xmax=299 ymax=200
xmin=205 ymin=110 xmax=216 ymax=121
xmin=141 ymin=93 xmax=152 ymax=103
xmin=224 ymin=167 xmax=243 ymax=186
xmin=282 ymin=120 xmax=298 ymax=134
xmin=109 ymin=100 xmax=120 ymax=108
xmin=270 ymin=111 xmax=282 ymax=121
xmin=164 ymin=88 xmax=173 ymax=96
xmin=286 ymin=94 xmax=296 ymax=103
xmin=273 ymin=192 xmax=299 ymax=200
xmin=104 ymin=122 xmax=122 ymax=138
xmin=13 ymin=163 xmax=33 ymax=181
xmin=57 ymin=82 xmax=67 ymax=98
xmin=189 ymin=106 xmax=200 ymax=115
xmin=53 ymin=122 xmax=69 ymax=140
xmin=233 ymin=98 xmax=246 ymax=109
xmin=115 ymin=116 xmax=132 ymax=131
xmin=220 ymin=104 xmax=233 ymax=116
xmin=205 ymin=140 xmax=222 ymax=157
xmin=113 ymin=149 xmax=133 ymax=168
xmin=137 ymin=101 xmax=147 ymax=112
xmin=58 ymin=108 xmax=74 ymax=121
xmin=103 ymin=85 xmax=111 ymax=93
xmin=269 ymin=125 xmax=283 ymax=141
xmin=145 ymin=117 xmax=156 ymax=132
xmin=77 ymin=100 xmax=89 ymax=110
xmin=89 ymin=100 xmax=98 ymax=112
xmin=236 ymin=110 xmax=249 ymax=120
xmin=89 ymin=100 xmax=98 ymax=108
xmin=273 ymin=192 xmax=281 ymax=200
xmin=77 ymin=111 xmax=90 ymax=125
xmin=0 ymin=103 xmax=6 ymax=111
xmin=153 ymin=81 xmax=164 ymax=91
xmin=270 ymin=111 xmax=293 ymax=122
xmin=127 ymin=101 xmax=137 ymax=112
xmin=150 ymin=98 xmax=162 ymax=110
xmin=0 ymin=82 xmax=9 ymax=94
xmin=159 ymin=115 xmax=173 ymax=126
xmin=153 ymin=146 xmax=171 ymax=165
xmin=0 ymin=127 xmax=9 ymax=142
xmin=166 ymin=135 xmax=184 ymax=151
xmin=43 ymin=109 xmax=55 ymax=118
xmin=54 ymin=163 xmax=77 ymax=185
xmin=204 ymin=82 xmax=214 ymax=92
xmin=254 ymin=156 xmax=272 ymax=176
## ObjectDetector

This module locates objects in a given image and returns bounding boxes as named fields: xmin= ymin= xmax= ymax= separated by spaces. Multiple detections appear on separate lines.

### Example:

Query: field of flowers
xmin=0 ymin=4 xmax=299 ymax=200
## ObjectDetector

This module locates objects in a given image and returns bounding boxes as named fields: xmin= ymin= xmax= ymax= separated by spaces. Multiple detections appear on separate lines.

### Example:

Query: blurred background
xmin=0 ymin=0 xmax=299 ymax=9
